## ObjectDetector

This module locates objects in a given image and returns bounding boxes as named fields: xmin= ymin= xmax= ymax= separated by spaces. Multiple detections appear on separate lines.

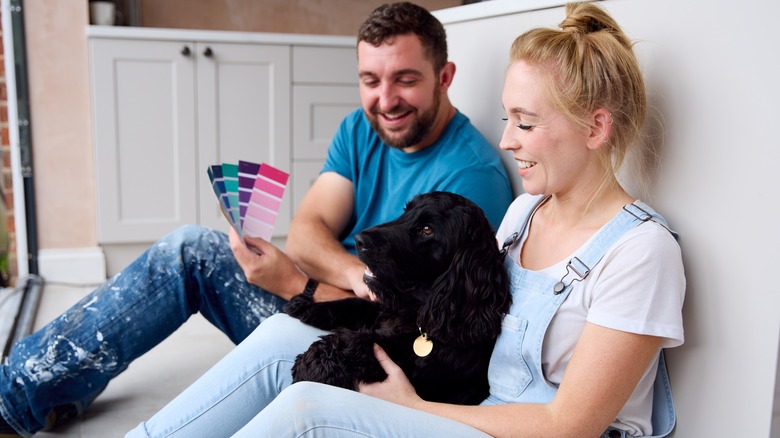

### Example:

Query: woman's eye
xmin=501 ymin=117 xmax=534 ymax=131
xmin=420 ymin=226 xmax=433 ymax=237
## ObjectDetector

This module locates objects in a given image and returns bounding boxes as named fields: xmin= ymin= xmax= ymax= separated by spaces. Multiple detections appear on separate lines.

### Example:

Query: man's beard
xmin=367 ymin=88 xmax=441 ymax=150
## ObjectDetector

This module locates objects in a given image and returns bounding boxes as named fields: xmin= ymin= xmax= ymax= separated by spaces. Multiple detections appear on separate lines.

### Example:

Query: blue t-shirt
xmin=323 ymin=108 xmax=513 ymax=254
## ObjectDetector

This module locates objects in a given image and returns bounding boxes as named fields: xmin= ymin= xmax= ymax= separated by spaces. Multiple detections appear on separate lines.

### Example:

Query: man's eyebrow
xmin=393 ymin=68 xmax=423 ymax=77
xmin=358 ymin=69 xmax=424 ymax=79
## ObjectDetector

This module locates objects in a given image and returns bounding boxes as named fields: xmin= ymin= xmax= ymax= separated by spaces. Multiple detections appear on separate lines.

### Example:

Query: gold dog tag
xmin=413 ymin=334 xmax=433 ymax=357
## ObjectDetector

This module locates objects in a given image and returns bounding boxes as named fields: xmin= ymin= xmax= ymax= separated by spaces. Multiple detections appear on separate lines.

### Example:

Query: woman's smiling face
xmin=499 ymin=61 xmax=593 ymax=197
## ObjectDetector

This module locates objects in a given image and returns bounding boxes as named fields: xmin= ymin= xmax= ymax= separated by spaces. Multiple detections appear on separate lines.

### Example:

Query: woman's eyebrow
xmin=506 ymin=106 xmax=540 ymax=118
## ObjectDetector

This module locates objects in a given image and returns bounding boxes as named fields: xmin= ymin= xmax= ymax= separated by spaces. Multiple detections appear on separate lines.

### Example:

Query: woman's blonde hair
xmin=510 ymin=2 xmax=647 ymax=196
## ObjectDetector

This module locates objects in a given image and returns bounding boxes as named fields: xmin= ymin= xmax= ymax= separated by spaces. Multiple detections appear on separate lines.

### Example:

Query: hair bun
xmin=560 ymin=16 xmax=608 ymax=34
xmin=559 ymin=3 xmax=617 ymax=35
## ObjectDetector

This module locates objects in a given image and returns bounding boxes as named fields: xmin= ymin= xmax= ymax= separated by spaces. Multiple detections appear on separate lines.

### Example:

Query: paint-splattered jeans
xmin=0 ymin=225 xmax=287 ymax=435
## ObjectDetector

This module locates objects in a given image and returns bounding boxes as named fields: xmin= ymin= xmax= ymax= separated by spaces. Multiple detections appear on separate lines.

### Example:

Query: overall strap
xmin=499 ymin=195 xmax=547 ymax=258
xmin=648 ymin=350 xmax=676 ymax=437
xmin=552 ymin=202 xmax=677 ymax=295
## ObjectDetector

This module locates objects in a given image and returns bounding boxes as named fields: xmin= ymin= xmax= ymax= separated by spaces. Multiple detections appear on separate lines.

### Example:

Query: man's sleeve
xmin=445 ymin=167 xmax=514 ymax=231
xmin=321 ymin=113 xmax=356 ymax=182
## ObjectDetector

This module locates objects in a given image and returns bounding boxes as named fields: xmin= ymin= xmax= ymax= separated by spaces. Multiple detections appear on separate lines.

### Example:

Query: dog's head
xmin=355 ymin=191 xmax=510 ymax=346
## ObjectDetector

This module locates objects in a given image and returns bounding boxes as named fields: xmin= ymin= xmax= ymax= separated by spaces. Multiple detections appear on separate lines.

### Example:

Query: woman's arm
xmin=360 ymin=322 xmax=662 ymax=438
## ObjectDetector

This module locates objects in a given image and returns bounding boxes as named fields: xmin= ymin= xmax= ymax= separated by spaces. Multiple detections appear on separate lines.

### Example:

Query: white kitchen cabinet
xmin=90 ymin=36 xmax=290 ymax=243
xmin=88 ymin=28 xmax=357 ymax=273
xmin=194 ymin=42 xmax=291 ymax=234
xmin=90 ymin=37 xmax=201 ymax=244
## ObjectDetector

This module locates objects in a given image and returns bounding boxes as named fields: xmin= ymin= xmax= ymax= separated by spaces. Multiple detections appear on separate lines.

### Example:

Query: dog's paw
xmin=292 ymin=329 xmax=387 ymax=390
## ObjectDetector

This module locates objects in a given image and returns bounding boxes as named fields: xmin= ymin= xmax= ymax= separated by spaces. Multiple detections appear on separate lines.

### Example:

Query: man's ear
xmin=438 ymin=61 xmax=456 ymax=92
xmin=587 ymin=108 xmax=613 ymax=150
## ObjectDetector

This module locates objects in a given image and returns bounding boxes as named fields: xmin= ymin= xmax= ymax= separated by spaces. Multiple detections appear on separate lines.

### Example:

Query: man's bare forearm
xmin=287 ymin=218 xmax=363 ymax=292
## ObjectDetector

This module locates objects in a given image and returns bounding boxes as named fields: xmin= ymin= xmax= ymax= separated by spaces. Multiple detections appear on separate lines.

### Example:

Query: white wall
xmin=437 ymin=0 xmax=780 ymax=436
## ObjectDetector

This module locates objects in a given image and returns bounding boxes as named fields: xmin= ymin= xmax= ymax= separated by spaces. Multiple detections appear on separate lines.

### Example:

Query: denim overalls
xmin=482 ymin=195 xmax=677 ymax=438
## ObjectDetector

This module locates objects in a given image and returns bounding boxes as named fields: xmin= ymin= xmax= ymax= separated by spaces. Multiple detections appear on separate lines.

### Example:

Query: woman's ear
xmin=587 ymin=108 xmax=613 ymax=150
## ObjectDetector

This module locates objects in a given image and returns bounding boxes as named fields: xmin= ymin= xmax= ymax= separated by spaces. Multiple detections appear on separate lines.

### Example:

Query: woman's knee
xmin=243 ymin=313 xmax=327 ymax=354
xmin=275 ymin=382 xmax=343 ymax=418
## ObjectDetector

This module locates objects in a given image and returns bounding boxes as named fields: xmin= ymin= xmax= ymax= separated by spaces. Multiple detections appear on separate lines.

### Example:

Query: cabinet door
xmin=196 ymin=43 xmax=292 ymax=235
xmin=292 ymin=85 xmax=360 ymax=161
xmin=90 ymin=38 xmax=198 ymax=244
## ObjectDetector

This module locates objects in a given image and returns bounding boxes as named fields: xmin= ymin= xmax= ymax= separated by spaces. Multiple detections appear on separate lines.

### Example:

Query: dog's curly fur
xmin=283 ymin=191 xmax=511 ymax=405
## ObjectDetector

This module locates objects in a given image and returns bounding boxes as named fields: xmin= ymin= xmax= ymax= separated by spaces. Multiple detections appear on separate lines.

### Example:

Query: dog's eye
xmin=420 ymin=226 xmax=433 ymax=237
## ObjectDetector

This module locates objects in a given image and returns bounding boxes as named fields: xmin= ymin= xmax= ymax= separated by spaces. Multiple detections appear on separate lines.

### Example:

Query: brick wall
xmin=0 ymin=13 xmax=18 ymax=287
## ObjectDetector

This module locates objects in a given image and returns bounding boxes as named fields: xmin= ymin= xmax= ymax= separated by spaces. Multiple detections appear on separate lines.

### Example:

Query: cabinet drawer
xmin=293 ymin=46 xmax=357 ymax=84
xmin=293 ymin=85 xmax=360 ymax=160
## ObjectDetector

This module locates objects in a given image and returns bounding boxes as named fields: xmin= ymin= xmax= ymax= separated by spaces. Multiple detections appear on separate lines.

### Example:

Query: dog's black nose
xmin=355 ymin=232 xmax=371 ymax=252
xmin=355 ymin=233 xmax=365 ymax=251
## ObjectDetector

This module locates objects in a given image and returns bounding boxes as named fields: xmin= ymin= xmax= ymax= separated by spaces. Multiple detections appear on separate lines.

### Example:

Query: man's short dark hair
xmin=358 ymin=2 xmax=448 ymax=73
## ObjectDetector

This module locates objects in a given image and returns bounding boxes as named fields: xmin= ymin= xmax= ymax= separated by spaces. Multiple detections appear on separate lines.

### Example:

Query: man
xmin=0 ymin=2 xmax=512 ymax=436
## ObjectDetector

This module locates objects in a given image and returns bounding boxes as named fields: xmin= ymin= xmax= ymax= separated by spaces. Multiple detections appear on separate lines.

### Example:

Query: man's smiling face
xmin=357 ymin=34 xmax=441 ymax=151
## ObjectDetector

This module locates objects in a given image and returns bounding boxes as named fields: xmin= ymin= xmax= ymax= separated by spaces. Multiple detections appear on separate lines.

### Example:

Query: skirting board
xmin=38 ymin=247 xmax=107 ymax=285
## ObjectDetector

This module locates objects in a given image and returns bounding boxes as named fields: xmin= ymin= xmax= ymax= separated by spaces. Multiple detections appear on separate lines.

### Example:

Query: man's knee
xmin=150 ymin=225 xmax=228 ymax=259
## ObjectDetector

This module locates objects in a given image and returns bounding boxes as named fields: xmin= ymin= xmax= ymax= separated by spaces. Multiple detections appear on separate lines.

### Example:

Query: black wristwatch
xmin=302 ymin=278 xmax=319 ymax=300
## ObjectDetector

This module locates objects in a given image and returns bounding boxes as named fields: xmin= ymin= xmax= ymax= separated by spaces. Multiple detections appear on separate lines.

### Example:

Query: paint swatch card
xmin=207 ymin=161 xmax=289 ymax=241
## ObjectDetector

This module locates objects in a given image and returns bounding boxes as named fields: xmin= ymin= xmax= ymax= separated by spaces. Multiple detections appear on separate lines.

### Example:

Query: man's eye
xmin=420 ymin=226 xmax=433 ymax=237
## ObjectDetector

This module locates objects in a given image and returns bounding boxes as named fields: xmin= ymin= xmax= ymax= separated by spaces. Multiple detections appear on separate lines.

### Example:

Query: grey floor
xmin=21 ymin=283 xmax=234 ymax=437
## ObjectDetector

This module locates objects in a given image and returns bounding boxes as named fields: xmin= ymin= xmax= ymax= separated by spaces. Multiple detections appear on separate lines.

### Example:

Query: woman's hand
xmin=358 ymin=344 xmax=423 ymax=408
xmin=228 ymin=228 xmax=307 ymax=300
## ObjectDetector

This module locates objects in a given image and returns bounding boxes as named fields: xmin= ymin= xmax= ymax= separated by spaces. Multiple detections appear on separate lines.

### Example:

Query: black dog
xmin=283 ymin=191 xmax=510 ymax=405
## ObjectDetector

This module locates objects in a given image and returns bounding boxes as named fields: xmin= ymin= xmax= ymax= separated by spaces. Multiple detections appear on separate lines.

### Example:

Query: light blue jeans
xmin=0 ymin=225 xmax=287 ymax=435
xmin=126 ymin=314 xmax=629 ymax=438
xmin=126 ymin=313 xmax=491 ymax=438
xmin=233 ymin=381 xmax=491 ymax=437
xmin=126 ymin=313 xmax=326 ymax=437
xmin=231 ymin=381 xmax=633 ymax=437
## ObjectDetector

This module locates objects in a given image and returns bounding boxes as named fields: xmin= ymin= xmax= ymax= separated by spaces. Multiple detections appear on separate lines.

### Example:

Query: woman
xmin=128 ymin=3 xmax=684 ymax=437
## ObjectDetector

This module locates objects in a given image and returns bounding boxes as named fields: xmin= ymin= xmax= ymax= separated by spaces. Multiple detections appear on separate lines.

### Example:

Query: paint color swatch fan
xmin=207 ymin=161 xmax=289 ymax=240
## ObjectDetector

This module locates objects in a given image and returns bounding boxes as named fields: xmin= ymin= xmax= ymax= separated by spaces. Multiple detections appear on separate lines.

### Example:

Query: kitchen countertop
xmin=433 ymin=0 xmax=568 ymax=24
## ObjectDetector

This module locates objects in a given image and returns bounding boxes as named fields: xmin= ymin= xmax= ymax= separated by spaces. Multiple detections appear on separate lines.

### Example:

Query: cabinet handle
xmin=181 ymin=46 xmax=191 ymax=56
xmin=203 ymin=47 xmax=213 ymax=57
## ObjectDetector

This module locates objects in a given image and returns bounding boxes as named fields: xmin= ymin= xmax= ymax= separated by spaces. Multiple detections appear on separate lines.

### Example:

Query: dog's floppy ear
xmin=418 ymin=208 xmax=511 ymax=346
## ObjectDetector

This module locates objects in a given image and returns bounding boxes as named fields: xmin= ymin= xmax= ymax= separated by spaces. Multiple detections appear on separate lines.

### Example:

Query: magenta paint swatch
xmin=207 ymin=160 xmax=289 ymax=241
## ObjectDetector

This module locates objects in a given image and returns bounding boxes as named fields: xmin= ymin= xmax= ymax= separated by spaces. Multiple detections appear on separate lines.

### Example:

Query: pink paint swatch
xmin=244 ymin=163 xmax=289 ymax=239
xmin=207 ymin=161 xmax=289 ymax=241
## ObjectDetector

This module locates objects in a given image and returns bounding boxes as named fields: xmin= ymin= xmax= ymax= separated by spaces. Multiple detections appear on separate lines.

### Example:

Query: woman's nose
xmin=499 ymin=126 xmax=517 ymax=151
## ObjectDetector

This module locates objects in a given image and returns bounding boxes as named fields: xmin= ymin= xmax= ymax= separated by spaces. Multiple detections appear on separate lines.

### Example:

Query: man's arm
xmin=287 ymin=171 xmax=372 ymax=299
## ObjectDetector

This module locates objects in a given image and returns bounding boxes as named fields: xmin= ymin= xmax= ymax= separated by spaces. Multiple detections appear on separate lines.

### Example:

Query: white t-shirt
xmin=495 ymin=194 xmax=685 ymax=435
